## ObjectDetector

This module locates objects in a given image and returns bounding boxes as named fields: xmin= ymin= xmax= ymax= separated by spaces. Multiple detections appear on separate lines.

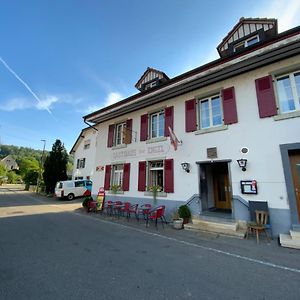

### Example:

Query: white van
xmin=55 ymin=180 xmax=92 ymax=200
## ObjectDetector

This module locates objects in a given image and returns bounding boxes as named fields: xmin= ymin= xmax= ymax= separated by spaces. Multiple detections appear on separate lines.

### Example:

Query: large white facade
xmin=72 ymin=18 xmax=300 ymax=236
xmin=71 ymin=127 xmax=97 ymax=181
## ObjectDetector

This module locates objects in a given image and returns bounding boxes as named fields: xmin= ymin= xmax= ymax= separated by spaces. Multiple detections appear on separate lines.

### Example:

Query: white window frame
xmin=234 ymin=35 xmax=259 ymax=52
xmin=114 ymin=122 xmax=126 ymax=146
xmin=275 ymin=70 xmax=300 ymax=114
xmin=149 ymin=110 xmax=165 ymax=139
xmin=111 ymin=164 xmax=124 ymax=188
xmin=147 ymin=160 xmax=164 ymax=190
xmin=77 ymin=158 xmax=86 ymax=169
xmin=198 ymin=94 xmax=223 ymax=129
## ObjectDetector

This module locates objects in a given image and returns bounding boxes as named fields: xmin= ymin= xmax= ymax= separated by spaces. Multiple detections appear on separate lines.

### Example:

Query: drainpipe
xmin=84 ymin=119 xmax=98 ymax=131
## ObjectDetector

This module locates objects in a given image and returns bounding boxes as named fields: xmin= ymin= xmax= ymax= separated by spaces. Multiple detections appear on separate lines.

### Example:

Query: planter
xmin=173 ymin=218 xmax=184 ymax=229
xmin=182 ymin=218 xmax=190 ymax=225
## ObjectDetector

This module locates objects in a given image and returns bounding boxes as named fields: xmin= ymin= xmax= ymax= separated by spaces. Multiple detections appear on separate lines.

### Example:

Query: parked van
xmin=55 ymin=180 xmax=92 ymax=200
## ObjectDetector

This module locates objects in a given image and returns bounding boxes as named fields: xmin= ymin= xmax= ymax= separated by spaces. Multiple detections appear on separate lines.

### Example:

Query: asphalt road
xmin=0 ymin=187 xmax=300 ymax=300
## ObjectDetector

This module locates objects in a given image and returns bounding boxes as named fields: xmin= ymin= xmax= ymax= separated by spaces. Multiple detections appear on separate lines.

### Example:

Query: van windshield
xmin=86 ymin=181 xmax=92 ymax=187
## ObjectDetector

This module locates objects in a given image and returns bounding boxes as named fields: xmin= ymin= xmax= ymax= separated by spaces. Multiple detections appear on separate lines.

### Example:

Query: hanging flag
xmin=168 ymin=126 xmax=180 ymax=151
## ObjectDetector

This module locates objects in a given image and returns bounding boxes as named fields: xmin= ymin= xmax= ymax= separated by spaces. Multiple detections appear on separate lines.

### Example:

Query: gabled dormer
xmin=135 ymin=67 xmax=170 ymax=92
xmin=217 ymin=17 xmax=278 ymax=58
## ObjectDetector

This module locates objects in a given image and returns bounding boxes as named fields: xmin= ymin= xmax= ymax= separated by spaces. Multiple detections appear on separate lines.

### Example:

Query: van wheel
xmin=67 ymin=193 xmax=75 ymax=201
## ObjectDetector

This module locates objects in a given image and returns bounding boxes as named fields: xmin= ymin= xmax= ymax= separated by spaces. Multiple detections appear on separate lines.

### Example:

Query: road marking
xmin=74 ymin=211 xmax=300 ymax=275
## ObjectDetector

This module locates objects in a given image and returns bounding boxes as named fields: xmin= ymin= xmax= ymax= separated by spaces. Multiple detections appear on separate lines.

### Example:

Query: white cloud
xmin=36 ymin=96 xmax=59 ymax=111
xmin=0 ymin=95 xmax=61 ymax=112
xmin=83 ymin=92 xmax=123 ymax=114
xmin=105 ymin=92 xmax=123 ymax=106
xmin=256 ymin=0 xmax=300 ymax=32
xmin=0 ymin=98 xmax=32 ymax=111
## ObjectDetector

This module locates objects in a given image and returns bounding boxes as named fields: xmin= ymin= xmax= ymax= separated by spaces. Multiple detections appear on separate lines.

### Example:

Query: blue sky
xmin=0 ymin=0 xmax=299 ymax=152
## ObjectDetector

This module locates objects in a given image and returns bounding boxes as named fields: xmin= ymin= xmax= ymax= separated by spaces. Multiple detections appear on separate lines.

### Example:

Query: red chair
xmin=120 ymin=202 xmax=131 ymax=218
xmin=127 ymin=204 xmax=139 ymax=221
xmin=104 ymin=200 xmax=114 ymax=216
xmin=146 ymin=205 xmax=166 ymax=229
xmin=113 ymin=201 xmax=123 ymax=217
xmin=138 ymin=204 xmax=152 ymax=221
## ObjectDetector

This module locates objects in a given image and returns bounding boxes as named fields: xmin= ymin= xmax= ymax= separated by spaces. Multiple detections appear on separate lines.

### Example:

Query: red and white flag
xmin=168 ymin=126 xmax=180 ymax=151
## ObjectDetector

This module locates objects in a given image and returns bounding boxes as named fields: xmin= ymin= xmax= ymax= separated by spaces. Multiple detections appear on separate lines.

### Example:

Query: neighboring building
xmin=1 ymin=155 xmax=19 ymax=171
xmin=73 ymin=17 xmax=300 ymax=240
xmin=70 ymin=127 xmax=97 ymax=181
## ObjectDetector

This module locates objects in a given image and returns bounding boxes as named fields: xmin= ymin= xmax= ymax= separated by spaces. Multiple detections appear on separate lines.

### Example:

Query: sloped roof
xmin=217 ymin=17 xmax=278 ymax=50
xmin=134 ymin=67 xmax=170 ymax=89
xmin=69 ymin=127 xmax=92 ymax=154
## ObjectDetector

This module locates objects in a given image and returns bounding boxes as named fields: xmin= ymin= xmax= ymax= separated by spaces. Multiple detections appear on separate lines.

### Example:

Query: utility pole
xmin=36 ymin=139 xmax=46 ymax=193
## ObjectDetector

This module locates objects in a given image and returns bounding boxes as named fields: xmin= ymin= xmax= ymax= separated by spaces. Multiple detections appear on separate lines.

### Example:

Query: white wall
xmin=72 ymin=129 xmax=97 ymax=181
xmin=90 ymin=55 xmax=300 ymax=211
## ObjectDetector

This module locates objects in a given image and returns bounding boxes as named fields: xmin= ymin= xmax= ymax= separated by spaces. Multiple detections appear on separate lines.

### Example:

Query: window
xmin=75 ymin=176 xmax=83 ymax=180
xmin=276 ymin=71 xmax=300 ymax=113
xmin=234 ymin=35 xmax=259 ymax=52
xmin=76 ymin=158 xmax=86 ymax=169
xmin=115 ymin=122 xmax=126 ymax=146
xmin=198 ymin=94 xmax=223 ymax=129
xmin=148 ymin=160 xmax=164 ymax=189
xmin=111 ymin=164 xmax=124 ymax=187
xmin=150 ymin=110 xmax=165 ymax=139
xmin=75 ymin=180 xmax=85 ymax=187
xmin=84 ymin=140 xmax=91 ymax=150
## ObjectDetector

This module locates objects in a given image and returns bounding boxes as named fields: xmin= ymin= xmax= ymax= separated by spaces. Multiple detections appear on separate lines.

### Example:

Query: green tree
xmin=43 ymin=139 xmax=68 ymax=194
xmin=18 ymin=157 xmax=40 ymax=177
xmin=0 ymin=163 xmax=6 ymax=177
xmin=24 ymin=169 xmax=39 ymax=190
xmin=7 ymin=170 xmax=22 ymax=184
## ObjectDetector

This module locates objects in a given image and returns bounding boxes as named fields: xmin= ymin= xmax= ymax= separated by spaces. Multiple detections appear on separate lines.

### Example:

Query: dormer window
xmin=217 ymin=18 xmax=278 ymax=58
xmin=135 ymin=67 xmax=170 ymax=92
xmin=234 ymin=35 xmax=259 ymax=52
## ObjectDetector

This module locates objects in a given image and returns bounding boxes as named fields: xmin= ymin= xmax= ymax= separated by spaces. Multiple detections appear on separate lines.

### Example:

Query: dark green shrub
xmin=82 ymin=196 xmax=93 ymax=208
xmin=178 ymin=204 xmax=191 ymax=219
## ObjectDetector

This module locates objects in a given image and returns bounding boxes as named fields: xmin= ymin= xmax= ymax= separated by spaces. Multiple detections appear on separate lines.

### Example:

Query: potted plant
xmin=178 ymin=204 xmax=191 ymax=224
xmin=111 ymin=184 xmax=121 ymax=194
xmin=172 ymin=209 xmax=183 ymax=229
xmin=147 ymin=185 xmax=162 ymax=205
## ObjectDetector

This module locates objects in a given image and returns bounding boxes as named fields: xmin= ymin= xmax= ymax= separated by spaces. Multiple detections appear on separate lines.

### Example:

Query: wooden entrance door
xmin=289 ymin=151 xmax=300 ymax=220
xmin=212 ymin=163 xmax=232 ymax=210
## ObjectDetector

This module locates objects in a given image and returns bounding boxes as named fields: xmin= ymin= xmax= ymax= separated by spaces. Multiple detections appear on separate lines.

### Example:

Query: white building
xmin=70 ymin=127 xmax=97 ymax=180
xmin=1 ymin=155 xmax=19 ymax=171
xmin=73 ymin=18 xmax=300 ymax=240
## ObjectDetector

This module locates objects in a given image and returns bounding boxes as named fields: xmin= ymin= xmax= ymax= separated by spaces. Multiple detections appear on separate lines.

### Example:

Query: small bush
xmin=178 ymin=204 xmax=191 ymax=219
xmin=82 ymin=196 xmax=93 ymax=208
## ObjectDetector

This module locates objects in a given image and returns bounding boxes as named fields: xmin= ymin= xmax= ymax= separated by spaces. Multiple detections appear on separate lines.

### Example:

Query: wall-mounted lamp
xmin=181 ymin=162 xmax=190 ymax=173
xmin=237 ymin=158 xmax=247 ymax=171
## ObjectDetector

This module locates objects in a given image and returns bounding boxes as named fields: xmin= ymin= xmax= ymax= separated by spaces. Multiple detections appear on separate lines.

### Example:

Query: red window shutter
xmin=104 ymin=165 xmax=111 ymax=190
xmin=138 ymin=161 xmax=146 ymax=191
xmin=122 ymin=163 xmax=130 ymax=191
xmin=125 ymin=119 xmax=132 ymax=144
xmin=164 ymin=106 xmax=174 ymax=137
xmin=107 ymin=124 xmax=115 ymax=147
xmin=255 ymin=75 xmax=277 ymax=118
xmin=140 ymin=114 xmax=148 ymax=141
xmin=185 ymin=99 xmax=197 ymax=132
xmin=164 ymin=159 xmax=174 ymax=193
xmin=221 ymin=87 xmax=238 ymax=124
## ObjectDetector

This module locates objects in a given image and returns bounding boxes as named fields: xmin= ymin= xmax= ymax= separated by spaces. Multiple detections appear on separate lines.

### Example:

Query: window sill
xmin=146 ymin=137 xmax=167 ymax=144
xmin=274 ymin=111 xmax=300 ymax=121
xmin=108 ymin=191 xmax=124 ymax=195
xmin=112 ymin=144 xmax=127 ymax=150
xmin=144 ymin=191 xmax=167 ymax=197
xmin=195 ymin=125 xmax=228 ymax=135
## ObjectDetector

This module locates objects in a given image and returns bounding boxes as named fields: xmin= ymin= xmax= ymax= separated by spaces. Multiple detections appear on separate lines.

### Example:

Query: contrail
xmin=0 ymin=56 xmax=52 ymax=115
